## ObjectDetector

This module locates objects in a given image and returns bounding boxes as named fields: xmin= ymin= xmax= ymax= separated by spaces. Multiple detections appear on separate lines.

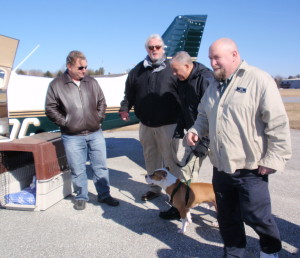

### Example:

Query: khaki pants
xmin=139 ymin=123 xmax=179 ymax=194
xmin=172 ymin=138 xmax=207 ymax=182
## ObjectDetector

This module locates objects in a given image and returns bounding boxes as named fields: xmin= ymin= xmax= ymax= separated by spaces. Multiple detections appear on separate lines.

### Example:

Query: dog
xmin=145 ymin=167 xmax=217 ymax=233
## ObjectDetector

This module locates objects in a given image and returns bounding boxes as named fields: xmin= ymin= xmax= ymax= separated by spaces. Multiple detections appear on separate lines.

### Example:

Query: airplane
xmin=0 ymin=14 xmax=208 ymax=142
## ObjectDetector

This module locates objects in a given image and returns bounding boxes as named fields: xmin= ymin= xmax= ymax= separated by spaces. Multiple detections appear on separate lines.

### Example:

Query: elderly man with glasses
xmin=119 ymin=34 xmax=181 ymax=202
xmin=45 ymin=50 xmax=119 ymax=210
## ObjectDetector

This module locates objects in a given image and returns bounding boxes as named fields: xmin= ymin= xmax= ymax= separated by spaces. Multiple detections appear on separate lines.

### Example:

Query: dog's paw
xmin=177 ymin=228 xmax=186 ymax=234
xmin=179 ymin=218 xmax=189 ymax=233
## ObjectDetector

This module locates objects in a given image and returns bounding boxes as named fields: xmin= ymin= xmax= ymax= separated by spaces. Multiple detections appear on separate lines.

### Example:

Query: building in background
xmin=280 ymin=78 xmax=300 ymax=89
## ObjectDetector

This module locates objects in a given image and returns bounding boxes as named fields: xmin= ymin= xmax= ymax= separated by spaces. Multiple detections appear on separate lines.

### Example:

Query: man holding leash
xmin=186 ymin=38 xmax=292 ymax=257
xmin=159 ymin=51 xmax=218 ymax=220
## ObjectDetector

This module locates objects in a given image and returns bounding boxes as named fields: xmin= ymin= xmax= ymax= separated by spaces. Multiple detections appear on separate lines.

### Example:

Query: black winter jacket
xmin=176 ymin=62 xmax=217 ymax=134
xmin=45 ymin=71 xmax=106 ymax=135
xmin=120 ymin=59 xmax=180 ymax=127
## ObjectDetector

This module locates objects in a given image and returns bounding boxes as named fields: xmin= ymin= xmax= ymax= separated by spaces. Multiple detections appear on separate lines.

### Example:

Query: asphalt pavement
xmin=0 ymin=128 xmax=299 ymax=258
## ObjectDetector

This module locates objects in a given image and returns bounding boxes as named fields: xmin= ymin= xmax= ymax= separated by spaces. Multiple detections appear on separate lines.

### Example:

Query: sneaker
xmin=260 ymin=251 xmax=279 ymax=258
xmin=159 ymin=206 xmax=181 ymax=220
xmin=74 ymin=200 xmax=86 ymax=210
xmin=141 ymin=191 xmax=160 ymax=201
xmin=98 ymin=196 xmax=119 ymax=206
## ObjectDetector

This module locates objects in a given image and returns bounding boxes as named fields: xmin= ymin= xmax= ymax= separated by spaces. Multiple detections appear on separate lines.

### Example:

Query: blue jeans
xmin=62 ymin=129 xmax=110 ymax=201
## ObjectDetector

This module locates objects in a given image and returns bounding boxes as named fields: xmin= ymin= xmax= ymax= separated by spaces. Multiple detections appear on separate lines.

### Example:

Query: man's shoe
xmin=159 ymin=206 xmax=181 ymax=220
xmin=74 ymin=200 xmax=86 ymax=210
xmin=98 ymin=196 xmax=119 ymax=206
xmin=141 ymin=191 xmax=160 ymax=201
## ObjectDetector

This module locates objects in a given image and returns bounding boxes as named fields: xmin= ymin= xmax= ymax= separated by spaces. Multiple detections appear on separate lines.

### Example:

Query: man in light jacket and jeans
xmin=186 ymin=38 xmax=292 ymax=258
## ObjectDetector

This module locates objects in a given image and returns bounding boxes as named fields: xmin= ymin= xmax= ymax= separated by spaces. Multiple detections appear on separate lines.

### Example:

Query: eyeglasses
xmin=77 ymin=66 xmax=87 ymax=70
xmin=148 ymin=45 xmax=162 ymax=51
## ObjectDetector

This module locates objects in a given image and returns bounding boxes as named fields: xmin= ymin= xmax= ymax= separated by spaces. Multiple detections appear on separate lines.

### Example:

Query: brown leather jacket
xmin=45 ymin=71 xmax=106 ymax=135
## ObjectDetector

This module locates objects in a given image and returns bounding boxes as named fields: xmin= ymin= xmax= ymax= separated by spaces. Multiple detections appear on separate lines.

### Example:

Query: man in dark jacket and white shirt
xmin=45 ymin=50 xmax=119 ymax=210
xmin=159 ymin=51 xmax=218 ymax=220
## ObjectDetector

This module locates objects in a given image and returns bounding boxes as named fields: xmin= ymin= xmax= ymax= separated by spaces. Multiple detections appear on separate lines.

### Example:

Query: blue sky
xmin=2 ymin=0 xmax=299 ymax=78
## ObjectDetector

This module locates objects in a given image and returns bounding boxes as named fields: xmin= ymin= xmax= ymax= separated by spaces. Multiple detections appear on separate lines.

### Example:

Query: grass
xmin=280 ymin=89 xmax=300 ymax=130
xmin=279 ymin=88 xmax=300 ymax=97
xmin=284 ymin=103 xmax=300 ymax=130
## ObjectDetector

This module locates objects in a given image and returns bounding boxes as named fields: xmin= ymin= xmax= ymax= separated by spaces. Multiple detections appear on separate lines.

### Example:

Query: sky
xmin=1 ymin=0 xmax=300 ymax=78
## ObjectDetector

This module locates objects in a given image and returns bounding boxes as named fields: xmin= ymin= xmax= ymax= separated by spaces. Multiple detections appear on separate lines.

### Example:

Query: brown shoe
xmin=141 ymin=191 xmax=160 ymax=201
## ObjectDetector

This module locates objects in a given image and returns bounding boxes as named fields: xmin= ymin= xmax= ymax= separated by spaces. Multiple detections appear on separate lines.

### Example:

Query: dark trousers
xmin=212 ymin=168 xmax=281 ymax=258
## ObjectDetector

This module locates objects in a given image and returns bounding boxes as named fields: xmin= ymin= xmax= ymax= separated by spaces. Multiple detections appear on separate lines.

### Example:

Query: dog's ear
xmin=156 ymin=170 xmax=168 ymax=179
xmin=161 ymin=170 xmax=168 ymax=178
xmin=165 ymin=167 xmax=170 ymax=171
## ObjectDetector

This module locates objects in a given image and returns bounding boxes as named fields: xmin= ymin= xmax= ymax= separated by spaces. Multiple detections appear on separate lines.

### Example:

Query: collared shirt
xmin=219 ymin=78 xmax=231 ymax=97
xmin=218 ymin=62 xmax=242 ymax=97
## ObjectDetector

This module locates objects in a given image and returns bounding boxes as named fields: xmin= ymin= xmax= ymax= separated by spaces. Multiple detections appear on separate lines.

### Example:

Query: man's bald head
xmin=209 ymin=38 xmax=241 ymax=80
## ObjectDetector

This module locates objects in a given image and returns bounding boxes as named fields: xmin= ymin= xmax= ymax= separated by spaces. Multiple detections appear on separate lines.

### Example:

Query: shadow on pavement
xmin=106 ymin=137 xmax=145 ymax=169
xmin=86 ymin=136 xmax=299 ymax=257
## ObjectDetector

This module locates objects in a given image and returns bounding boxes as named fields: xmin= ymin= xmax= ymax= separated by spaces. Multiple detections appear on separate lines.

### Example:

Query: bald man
xmin=186 ymin=38 xmax=292 ymax=258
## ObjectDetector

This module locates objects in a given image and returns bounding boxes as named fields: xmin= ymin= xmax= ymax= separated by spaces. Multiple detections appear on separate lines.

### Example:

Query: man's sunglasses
xmin=148 ymin=45 xmax=162 ymax=51
xmin=78 ymin=66 xmax=87 ymax=70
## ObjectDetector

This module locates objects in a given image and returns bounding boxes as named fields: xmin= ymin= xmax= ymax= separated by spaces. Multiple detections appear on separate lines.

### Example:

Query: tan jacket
xmin=188 ymin=61 xmax=292 ymax=173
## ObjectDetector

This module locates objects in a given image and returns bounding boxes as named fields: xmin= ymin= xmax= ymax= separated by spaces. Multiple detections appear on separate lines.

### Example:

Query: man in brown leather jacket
xmin=45 ymin=50 xmax=119 ymax=210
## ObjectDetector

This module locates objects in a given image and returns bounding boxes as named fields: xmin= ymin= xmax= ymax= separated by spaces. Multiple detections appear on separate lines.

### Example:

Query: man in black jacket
xmin=119 ymin=34 xmax=181 ymax=201
xmin=45 ymin=50 xmax=119 ymax=210
xmin=159 ymin=51 xmax=218 ymax=219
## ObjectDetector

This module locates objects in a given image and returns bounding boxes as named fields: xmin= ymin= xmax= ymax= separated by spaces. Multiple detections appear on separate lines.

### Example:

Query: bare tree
xmin=274 ymin=75 xmax=283 ymax=88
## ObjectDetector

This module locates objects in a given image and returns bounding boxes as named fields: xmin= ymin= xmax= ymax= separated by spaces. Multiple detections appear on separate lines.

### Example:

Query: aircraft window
xmin=0 ymin=69 xmax=5 ymax=88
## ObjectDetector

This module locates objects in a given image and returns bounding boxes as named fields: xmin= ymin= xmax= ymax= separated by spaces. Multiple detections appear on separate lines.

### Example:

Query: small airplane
xmin=0 ymin=15 xmax=207 ymax=142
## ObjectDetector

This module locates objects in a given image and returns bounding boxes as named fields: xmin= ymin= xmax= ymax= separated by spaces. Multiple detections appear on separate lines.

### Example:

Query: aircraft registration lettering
xmin=9 ymin=117 xmax=41 ymax=139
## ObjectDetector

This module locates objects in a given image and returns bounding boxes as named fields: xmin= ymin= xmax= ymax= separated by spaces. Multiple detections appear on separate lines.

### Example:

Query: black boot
xmin=159 ymin=206 xmax=181 ymax=220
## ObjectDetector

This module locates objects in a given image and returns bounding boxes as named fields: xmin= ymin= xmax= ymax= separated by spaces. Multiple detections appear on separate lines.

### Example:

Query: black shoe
xmin=141 ymin=191 xmax=161 ymax=201
xmin=159 ymin=206 xmax=181 ymax=220
xmin=98 ymin=196 xmax=119 ymax=206
xmin=74 ymin=200 xmax=86 ymax=210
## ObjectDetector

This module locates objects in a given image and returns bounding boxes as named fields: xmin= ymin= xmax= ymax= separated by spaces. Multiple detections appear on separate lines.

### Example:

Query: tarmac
xmin=0 ymin=128 xmax=299 ymax=258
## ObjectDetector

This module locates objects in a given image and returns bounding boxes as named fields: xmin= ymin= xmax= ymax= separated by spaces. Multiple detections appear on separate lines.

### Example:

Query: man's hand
xmin=258 ymin=166 xmax=276 ymax=175
xmin=119 ymin=111 xmax=130 ymax=121
xmin=186 ymin=132 xmax=199 ymax=146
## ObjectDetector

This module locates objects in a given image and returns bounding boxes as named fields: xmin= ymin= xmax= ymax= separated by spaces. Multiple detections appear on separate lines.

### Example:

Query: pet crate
xmin=0 ymin=132 xmax=72 ymax=211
